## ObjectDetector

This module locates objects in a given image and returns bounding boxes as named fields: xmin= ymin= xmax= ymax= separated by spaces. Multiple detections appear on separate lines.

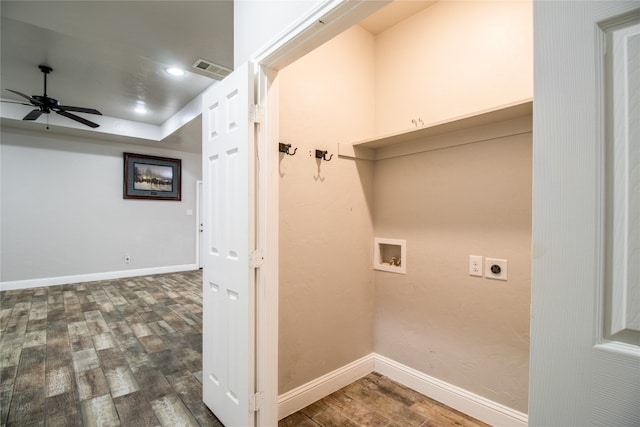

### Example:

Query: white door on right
xmin=531 ymin=2 xmax=639 ymax=426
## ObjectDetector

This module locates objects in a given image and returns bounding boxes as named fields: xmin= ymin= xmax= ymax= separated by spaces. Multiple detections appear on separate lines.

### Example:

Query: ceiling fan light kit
xmin=3 ymin=64 xmax=102 ymax=128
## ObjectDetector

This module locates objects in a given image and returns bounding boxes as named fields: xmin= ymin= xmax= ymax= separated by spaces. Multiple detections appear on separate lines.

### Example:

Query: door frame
xmin=249 ymin=1 xmax=391 ymax=425
xmin=196 ymin=180 xmax=203 ymax=269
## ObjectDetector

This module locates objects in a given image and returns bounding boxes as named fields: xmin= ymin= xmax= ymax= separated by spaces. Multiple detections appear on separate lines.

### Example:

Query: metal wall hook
xmin=315 ymin=149 xmax=333 ymax=161
xmin=279 ymin=142 xmax=297 ymax=156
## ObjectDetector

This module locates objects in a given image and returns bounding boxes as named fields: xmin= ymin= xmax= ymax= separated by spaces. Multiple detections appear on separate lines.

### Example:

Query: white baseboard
xmin=277 ymin=353 xmax=528 ymax=427
xmin=373 ymin=353 xmax=528 ymax=427
xmin=277 ymin=353 xmax=375 ymax=419
xmin=0 ymin=264 xmax=200 ymax=291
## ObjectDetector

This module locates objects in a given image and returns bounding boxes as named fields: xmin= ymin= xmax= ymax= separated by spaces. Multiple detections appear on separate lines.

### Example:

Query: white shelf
xmin=339 ymin=99 xmax=533 ymax=161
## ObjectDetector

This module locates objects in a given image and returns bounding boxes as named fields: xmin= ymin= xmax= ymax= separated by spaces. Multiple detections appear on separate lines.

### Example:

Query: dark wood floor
xmin=280 ymin=372 xmax=490 ymax=427
xmin=2 ymin=271 xmax=489 ymax=427
xmin=0 ymin=270 xmax=222 ymax=426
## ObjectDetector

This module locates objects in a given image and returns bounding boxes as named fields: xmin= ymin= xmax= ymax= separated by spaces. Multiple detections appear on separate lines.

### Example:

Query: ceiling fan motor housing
xmin=32 ymin=95 xmax=59 ymax=112
xmin=38 ymin=65 xmax=53 ymax=74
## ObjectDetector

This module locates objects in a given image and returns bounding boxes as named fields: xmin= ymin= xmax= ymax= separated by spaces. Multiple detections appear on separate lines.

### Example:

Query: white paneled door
xmin=201 ymin=62 xmax=257 ymax=427
xmin=531 ymin=3 xmax=639 ymax=426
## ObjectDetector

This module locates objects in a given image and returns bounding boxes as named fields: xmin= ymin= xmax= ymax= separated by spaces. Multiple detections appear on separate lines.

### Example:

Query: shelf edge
xmin=343 ymin=99 xmax=533 ymax=160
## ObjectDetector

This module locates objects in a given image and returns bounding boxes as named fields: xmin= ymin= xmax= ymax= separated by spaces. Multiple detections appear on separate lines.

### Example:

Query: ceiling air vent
xmin=192 ymin=59 xmax=232 ymax=80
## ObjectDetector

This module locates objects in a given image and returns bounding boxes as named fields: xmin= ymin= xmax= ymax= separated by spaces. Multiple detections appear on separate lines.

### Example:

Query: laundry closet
xmin=277 ymin=0 xmax=532 ymax=418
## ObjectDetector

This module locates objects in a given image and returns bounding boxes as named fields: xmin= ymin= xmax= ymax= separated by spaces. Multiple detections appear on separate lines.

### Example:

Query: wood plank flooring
xmin=1 ymin=270 xmax=222 ymax=427
xmin=2 ymin=271 xmax=490 ymax=427
xmin=279 ymin=372 xmax=490 ymax=427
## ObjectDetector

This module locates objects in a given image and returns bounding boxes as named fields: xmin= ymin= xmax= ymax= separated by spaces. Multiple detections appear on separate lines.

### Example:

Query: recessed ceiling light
xmin=134 ymin=104 xmax=147 ymax=114
xmin=166 ymin=67 xmax=185 ymax=77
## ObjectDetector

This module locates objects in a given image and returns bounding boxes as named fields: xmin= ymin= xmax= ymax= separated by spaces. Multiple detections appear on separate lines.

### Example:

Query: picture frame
xmin=123 ymin=152 xmax=181 ymax=200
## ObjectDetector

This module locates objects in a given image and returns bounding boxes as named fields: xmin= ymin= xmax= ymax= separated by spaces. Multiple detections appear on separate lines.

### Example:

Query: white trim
xmin=277 ymin=354 xmax=375 ymax=420
xmin=373 ymin=354 xmax=528 ymax=427
xmin=276 ymin=353 xmax=528 ymax=427
xmin=0 ymin=264 xmax=199 ymax=292
xmin=252 ymin=0 xmax=390 ymax=71
xmin=196 ymin=180 xmax=203 ymax=269
xmin=255 ymin=66 xmax=280 ymax=427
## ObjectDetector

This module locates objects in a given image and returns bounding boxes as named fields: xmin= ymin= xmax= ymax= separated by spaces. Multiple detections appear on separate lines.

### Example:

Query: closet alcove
xmin=277 ymin=0 xmax=533 ymax=419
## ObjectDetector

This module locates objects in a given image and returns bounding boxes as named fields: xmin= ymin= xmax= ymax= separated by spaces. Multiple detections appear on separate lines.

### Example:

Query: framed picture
xmin=123 ymin=152 xmax=181 ymax=200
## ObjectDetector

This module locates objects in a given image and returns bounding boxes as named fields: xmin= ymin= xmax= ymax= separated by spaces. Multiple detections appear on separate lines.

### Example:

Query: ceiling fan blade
xmin=58 ymin=105 xmax=102 ymax=115
xmin=56 ymin=109 xmax=100 ymax=128
xmin=0 ymin=100 xmax=32 ymax=106
xmin=6 ymin=89 xmax=43 ymax=106
xmin=23 ymin=109 xmax=44 ymax=121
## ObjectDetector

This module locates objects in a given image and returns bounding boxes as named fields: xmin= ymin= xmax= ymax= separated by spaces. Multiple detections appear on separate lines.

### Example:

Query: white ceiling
xmin=1 ymin=1 xmax=233 ymax=125
xmin=1 ymin=0 xmax=232 ymax=143
xmin=0 ymin=0 xmax=435 ymax=153
xmin=359 ymin=0 xmax=436 ymax=35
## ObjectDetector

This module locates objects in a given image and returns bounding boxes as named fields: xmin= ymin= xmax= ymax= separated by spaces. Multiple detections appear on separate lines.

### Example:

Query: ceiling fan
xmin=3 ymin=65 xmax=102 ymax=128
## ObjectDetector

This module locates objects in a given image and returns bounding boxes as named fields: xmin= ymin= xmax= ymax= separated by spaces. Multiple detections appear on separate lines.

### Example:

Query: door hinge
xmin=249 ymin=249 xmax=264 ymax=269
xmin=250 ymin=104 xmax=263 ymax=124
xmin=249 ymin=391 xmax=263 ymax=412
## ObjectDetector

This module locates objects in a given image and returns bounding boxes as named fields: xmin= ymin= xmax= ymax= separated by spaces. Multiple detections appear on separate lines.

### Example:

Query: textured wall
xmin=373 ymin=134 xmax=532 ymax=413
xmin=1 ymin=128 xmax=200 ymax=282
xmin=374 ymin=0 xmax=533 ymax=135
xmin=277 ymin=1 xmax=533 ymax=413
xmin=278 ymin=26 xmax=377 ymax=393
xmin=368 ymin=1 xmax=532 ymax=412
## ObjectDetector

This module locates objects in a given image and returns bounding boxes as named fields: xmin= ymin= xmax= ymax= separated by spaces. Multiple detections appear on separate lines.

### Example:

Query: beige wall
xmin=374 ymin=0 xmax=533 ymax=135
xmin=278 ymin=0 xmax=532 ymax=414
xmin=370 ymin=5 xmax=533 ymax=410
xmin=373 ymin=134 xmax=532 ymax=413
xmin=278 ymin=25 xmax=377 ymax=394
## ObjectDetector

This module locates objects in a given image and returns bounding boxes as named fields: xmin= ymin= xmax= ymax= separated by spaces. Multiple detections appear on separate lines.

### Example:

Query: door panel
xmin=202 ymin=62 xmax=256 ymax=427
xmin=607 ymin=18 xmax=640 ymax=340
xmin=531 ymin=3 xmax=640 ymax=426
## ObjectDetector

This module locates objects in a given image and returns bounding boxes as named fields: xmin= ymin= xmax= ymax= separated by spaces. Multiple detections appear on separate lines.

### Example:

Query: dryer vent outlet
xmin=485 ymin=258 xmax=507 ymax=281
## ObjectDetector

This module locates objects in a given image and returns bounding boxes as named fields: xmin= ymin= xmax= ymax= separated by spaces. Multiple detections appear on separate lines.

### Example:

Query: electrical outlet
xmin=124 ymin=255 xmax=131 ymax=264
xmin=469 ymin=255 xmax=483 ymax=277
xmin=485 ymin=258 xmax=507 ymax=281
